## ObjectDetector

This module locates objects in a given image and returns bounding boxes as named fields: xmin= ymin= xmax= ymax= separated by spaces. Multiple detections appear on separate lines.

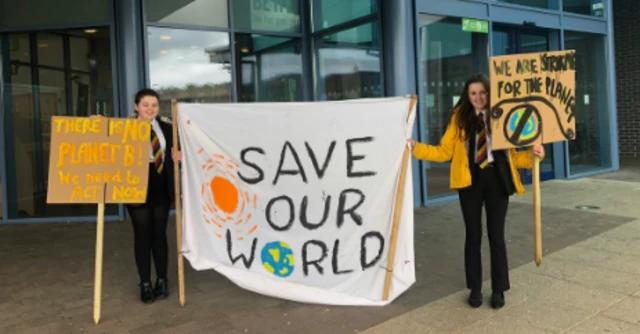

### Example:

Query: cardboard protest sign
xmin=177 ymin=97 xmax=416 ymax=305
xmin=47 ymin=117 xmax=151 ymax=204
xmin=490 ymin=50 xmax=576 ymax=150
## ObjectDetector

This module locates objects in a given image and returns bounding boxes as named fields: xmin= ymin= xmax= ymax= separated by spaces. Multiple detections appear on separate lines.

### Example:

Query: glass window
xmin=563 ymin=0 xmax=604 ymax=17
xmin=315 ymin=21 xmax=382 ymax=101
xmin=70 ymin=37 xmax=90 ymax=72
xmin=9 ymin=34 xmax=31 ymax=64
xmin=235 ymin=34 xmax=303 ymax=102
xmin=36 ymin=33 xmax=64 ymax=68
xmin=146 ymin=0 xmax=229 ymax=28
xmin=565 ymin=31 xmax=611 ymax=175
xmin=312 ymin=0 xmax=377 ymax=31
xmin=0 ymin=0 xmax=109 ymax=28
xmin=71 ymin=73 xmax=91 ymax=116
xmin=148 ymin=27 xmax=232 ymax=117
xmin=418 ymin=15 xmax=488 ymax=199
xmin=233 ymin=0 xmax=300 ymax=33
xmin=496 ymin=0 xmax=559 ymax=10
xmin=2 ymin=28 xmax=117 ymax=218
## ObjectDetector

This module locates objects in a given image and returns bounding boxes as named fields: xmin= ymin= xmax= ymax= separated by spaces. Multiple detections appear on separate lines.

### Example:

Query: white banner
xmin=177 ymin=97 xmax=416 ymax=306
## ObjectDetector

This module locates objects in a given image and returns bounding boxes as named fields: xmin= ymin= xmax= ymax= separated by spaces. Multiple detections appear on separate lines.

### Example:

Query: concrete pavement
xmin=1 ymin=162 xmax=640 ymax=333
xmin=363 ymin=169 xmax=640 ymax=333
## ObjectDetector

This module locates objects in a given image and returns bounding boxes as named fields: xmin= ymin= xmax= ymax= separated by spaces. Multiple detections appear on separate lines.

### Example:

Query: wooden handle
xmin=93 ymin=203 xmax=105 ymax=324
xmin=533 ymin=154 xmax=542 ymax=266
xmin=171 ymin=100 xmax=186 ymax=306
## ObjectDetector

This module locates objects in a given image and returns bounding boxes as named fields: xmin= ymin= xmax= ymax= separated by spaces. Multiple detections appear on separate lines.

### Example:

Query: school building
xmin=0 ymin=0 xmax=633 ymax=223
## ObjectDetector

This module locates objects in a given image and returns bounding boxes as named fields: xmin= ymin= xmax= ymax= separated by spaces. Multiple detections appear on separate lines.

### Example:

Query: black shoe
xmin=140 ymin=282 xmax=155 ymax=304
xmin=468 ymin=289 xmax=482 ymax=308
xmin=154 ymin=278 xmax=169 ymax=299
xmin=491 ymin=292 xmax=505 ymax=309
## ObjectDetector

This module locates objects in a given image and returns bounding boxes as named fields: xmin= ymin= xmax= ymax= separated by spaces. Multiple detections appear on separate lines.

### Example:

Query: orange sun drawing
xmin=198 ymin=147 xmax=258 ymax=240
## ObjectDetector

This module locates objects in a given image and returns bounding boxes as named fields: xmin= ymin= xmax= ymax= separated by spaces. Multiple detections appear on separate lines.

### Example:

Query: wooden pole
xmin=93 ymin=203 xmax=105 ymax=324
xmin=382 ymin=95 xmax=418 ymax=301
xmin=533 ymin=154 xmax=542 ymax=266
xmin=171 ymin=99 xmax=186 ymax=306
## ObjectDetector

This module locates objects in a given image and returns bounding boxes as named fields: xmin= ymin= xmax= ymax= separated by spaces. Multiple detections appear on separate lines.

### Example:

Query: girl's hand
xmin=532 ymin=144 xmax=544 ymax=158
xmin=407 ymin=139 xmax=416 ymax=151
xmin=172 ymin=148 xmax=182 ymax=162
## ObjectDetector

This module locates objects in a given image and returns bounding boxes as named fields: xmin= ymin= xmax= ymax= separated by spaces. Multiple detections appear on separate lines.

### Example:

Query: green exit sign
xmin=462 ymin=18 xmax=488 ymax=34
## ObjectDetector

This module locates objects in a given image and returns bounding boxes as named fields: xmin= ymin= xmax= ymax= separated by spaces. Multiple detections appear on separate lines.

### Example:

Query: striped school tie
xmin=476 ymin=113 xmax=488 ymax=169
xmin=151 ymin=129 xmax=164 ymax=174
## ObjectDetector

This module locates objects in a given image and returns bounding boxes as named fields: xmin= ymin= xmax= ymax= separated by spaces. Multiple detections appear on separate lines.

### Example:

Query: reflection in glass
xmin=497 ymin=0 xmax=558 ymax=10
xmin=70 ymin=37 xmax=90 ymax=72
xmin=37 ymin=33 xmax=64 ymax=68
xmin=564 ymin=0 xmax=604 ymax=17
xmin=71 ymin=73 xmax=91 ymax=116
xmin=565 ymin=31 xmax=611 ymax=174
xmin=235 ymin=34 xmax=303 ymax=102
xmin=146 ymin=0 xmax=228 ymax=28
xmin=3 ymin=28 xmax=116 ymax=218
xmin=492 ymin=30 xmax=511 ymax=56
xmin=419 ymin=15 xmax=488 ymax=199
xmin=233 ymin=0 xmax=300 ymax=33
xmin=315 ymin=22 xmax=382 ymax=101
xmin=312 ymin=0 xmax=376 ymax=31
xmin=9 ymin=34 xmax=31 ymax=63
xmin=148 ymin=27 xmax=232 ymax=117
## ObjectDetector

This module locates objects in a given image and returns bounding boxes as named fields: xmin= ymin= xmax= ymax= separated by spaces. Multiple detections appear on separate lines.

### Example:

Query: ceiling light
xmin=241 ymin=48 xmax=249 ymax=53
xmin=160 ymin=50 xmax=168 ymax=54
xmin=85 ymin=29 xmax=97 ymax=34
xmin=160 ymin=35 xmax=171 ymax=40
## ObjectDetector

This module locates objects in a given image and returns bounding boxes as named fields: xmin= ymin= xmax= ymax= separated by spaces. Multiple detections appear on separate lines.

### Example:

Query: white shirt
xmin=475 ymin=110 xmax=494 ymax=163
xmin=150 ymin=119 xmax=166 ymax=162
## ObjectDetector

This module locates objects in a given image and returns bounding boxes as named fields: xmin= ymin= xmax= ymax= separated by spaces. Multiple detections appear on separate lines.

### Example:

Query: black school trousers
xmin=126 ymin=163 xmax=170 ymax=284
xmin=458 ymin=163 xmax=510 ymax=293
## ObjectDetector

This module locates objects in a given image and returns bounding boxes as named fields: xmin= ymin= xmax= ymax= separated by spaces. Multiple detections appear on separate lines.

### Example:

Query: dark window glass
xmin=234 ymin=34 xmax=303 ymax=102
xmin=0 ymin=0 xmax=109 ymax=28
xmin=563 ymin=0 xmax=604 ymax=17
xmin=147 ymin=27 xmax=232 ymax=117
xmin=146 ymin=0 xmax=229 ymax=27
xmin=312 ymin=0 xmax=377 ymax=31
xmin=233 ymin=0 xmax=300 ymax=33
xmin=315 ymin=22 xmax=382 ymax=101
xmin=496 ymin=0 xmax=559 ymax=10
xmin=565 ymin=31 xmax=611 ymax=174
xmin=418 ymin=15 xmax=488 ymax=199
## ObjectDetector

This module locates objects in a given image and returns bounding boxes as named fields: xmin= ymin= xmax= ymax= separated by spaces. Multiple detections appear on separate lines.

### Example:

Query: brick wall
xmin=614 ymin=0 xmax=640 ymax=157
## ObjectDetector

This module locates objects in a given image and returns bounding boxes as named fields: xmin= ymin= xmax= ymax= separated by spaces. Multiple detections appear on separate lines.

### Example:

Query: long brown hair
xmin=450 ymin=73 xmax=491 ymax=141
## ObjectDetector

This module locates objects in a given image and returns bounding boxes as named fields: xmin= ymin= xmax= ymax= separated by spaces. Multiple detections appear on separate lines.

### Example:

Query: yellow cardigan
xmin=412 ymin=112 xmax=543 ymax=195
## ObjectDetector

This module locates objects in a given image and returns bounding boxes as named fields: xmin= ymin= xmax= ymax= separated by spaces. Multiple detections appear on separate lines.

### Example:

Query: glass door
xmin=2 ymin=28 xmax=117 ymax=219
xmin=492 ymin=27 xmax=555 ymax=183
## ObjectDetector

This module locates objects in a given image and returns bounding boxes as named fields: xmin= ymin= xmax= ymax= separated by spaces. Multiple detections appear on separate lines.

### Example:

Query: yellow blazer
xmin=412 ymin=111 xmax=543 ymax=195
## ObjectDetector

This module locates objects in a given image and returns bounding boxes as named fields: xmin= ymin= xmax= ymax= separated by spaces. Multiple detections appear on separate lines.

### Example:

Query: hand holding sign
xmin=490 ymin=50 xmax=577 ymax=266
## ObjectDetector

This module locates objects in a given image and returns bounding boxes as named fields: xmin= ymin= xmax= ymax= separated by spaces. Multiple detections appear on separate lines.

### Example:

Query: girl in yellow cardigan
xmin=408 ymin=73 xmax=545 ymax=309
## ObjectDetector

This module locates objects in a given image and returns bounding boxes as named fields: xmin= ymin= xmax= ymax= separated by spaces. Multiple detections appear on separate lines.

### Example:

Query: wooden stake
xmin=382 ymin=95 xmax=418 ymax=301
xmin=93 ymin=203 xmax=105 ymax=325
xmin=172 ymin=99 xmax=186 ymax=306
xmin=533 ymin=154 xmax=542 ymax=266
